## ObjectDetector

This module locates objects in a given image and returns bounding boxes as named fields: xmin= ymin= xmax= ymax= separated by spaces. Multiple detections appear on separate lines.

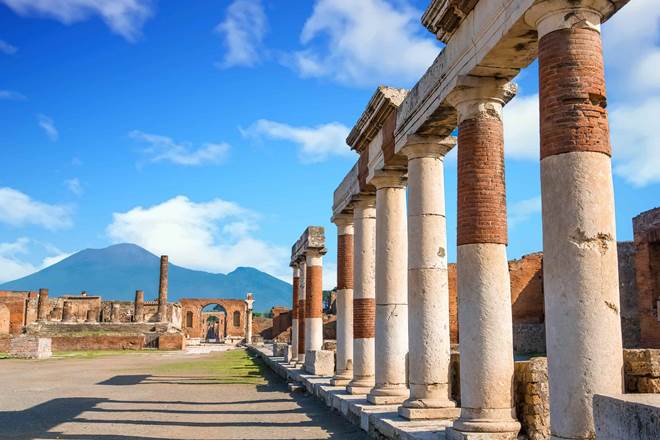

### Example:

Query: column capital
xmin=446 ymin=76 xmax=517 ymax=124
xmin=354 ymin=194 xmax=376 ymax=209
xmin=331 ymin=212 xmax=354 ymax=229
xmin=292 ymin=266 xmax=301 ymax=277
xmin=525 ymin=0 xmax=612 ymax=39
xmin=369 ymin=169 xmax=406 ymax=190
xmin=305 ymin=248 xmax=324 ymax=265
xmin=401 ymin=134 xmax=456 ymax=160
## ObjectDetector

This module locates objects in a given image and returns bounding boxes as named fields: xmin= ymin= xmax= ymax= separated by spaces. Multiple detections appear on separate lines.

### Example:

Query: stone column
xmin=446 ymin=77 xmax=520 ymax=439
xmin=85 ymin=309 xmax=96 ymax=323
xmin=298 ymin=261 xmax=306 ymax=363
xmin=525 ymin=2 xmax=624 ymax=438
xmin=348 ymin=196 xmax=377 ymax=395
xmin=37 ymin=288 xmax=49 ymax=322
xmin=157 ymin=255 xmax=168 ymax=322
xmin=246 ymin=293 xmax=254 ymax=344
xmin=134 ymin=290 xmax=144 ymax=323
xmin=367 ymin=169 xmax=409 ymax=405
xmin=305 ymin=250 xmax=324 ymax=356
xmin=290 ymin=265 xmax=300 ymax=363
xmin=399 ymin=136 xmax=459 ymax=420
xmin=61 ymin=301 xmax=74 ymax=323
xmin=111 ymin=302 xmax=121 ymax=323
xmin=331 ymin=214 xmax=354 ymax=386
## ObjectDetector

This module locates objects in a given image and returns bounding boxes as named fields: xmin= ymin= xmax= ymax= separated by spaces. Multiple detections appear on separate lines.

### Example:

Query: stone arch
xmin=0 ymin=304 xmax=9 ymax=335
xmin=178 ymin=298 xmax=248 ymax=340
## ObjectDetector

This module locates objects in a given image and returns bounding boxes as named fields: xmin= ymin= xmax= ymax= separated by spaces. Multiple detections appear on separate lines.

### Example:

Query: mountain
xmin=0 ymin=243 xmax=292 ymax=313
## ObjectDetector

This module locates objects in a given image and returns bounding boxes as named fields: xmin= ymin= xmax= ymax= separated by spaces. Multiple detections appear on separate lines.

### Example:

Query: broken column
xmin=331 ymin=213 xmax=354 ymax=386
xmin=348 ymin=196 xmax=377 ymax=394
xmin=111 ymin=302 xmax=121 ymax=323
xmin=157 ymin=255 xmax=168 ymax=322
xmin=399 ymin=135 xmax=459 ymax=420
xmin=134 ymin=290 xmax=144 ymax=323
xmin=37 ymin=288 xmax=49 ymax=322
xmin=61 ymin=301 xmax=74 ymax=323
xmin=290 ymin=264 xmax=300 ymax=363
xmin=367 ymin=169 xmax=409 ymax=405
xmin=446 ymin=76 xmax=520 ymax=439
xmin=525 ymin=2 xmax=624 ymax=438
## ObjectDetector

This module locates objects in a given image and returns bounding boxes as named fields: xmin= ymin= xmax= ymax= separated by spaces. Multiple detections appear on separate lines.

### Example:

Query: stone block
xmin=282 ymin=344 xmax=294 ymax=363
xmin=272 ymin=342 xmax=288 ymax=357
xmin=158 ymin=333 xmax=185 ymax=350
xmin=445 ymin=428 xmax=518 ymax=440
xmin=9 ymin=336 xmax=52 ymax=359
xmin=593 ymin=393 xmax=660 ymax=440
xmin=623 ymin=349 xmax=660 ymax=376
xmin=398 ymin=405 xmax=460 ymax=420
xmin=304 ymin=349 xmax=335 ymax=376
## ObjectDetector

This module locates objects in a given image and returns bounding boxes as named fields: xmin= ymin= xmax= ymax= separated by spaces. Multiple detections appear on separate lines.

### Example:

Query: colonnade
xmin=290 ymin=0 xmax=625 ymax=438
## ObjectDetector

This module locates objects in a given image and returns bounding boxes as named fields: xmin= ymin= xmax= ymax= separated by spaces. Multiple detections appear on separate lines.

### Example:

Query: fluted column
xmin=446 ymin=77 xmax=520 ymax=439
xmin=347 ymin=196 xmax=377 ymax=395
xmin=305 ymin=249 xmax=324 ymax=356
xmin=157 ymin=255 xmax=168 ymax=322
xmin=298 ymin=261 xmax=306 ymax=363
xmin=37 ymin=288 xmax=49 ymax=322
xmin=367 ymin=169 xmax=409 ymax=405
xmin=134 ymin=290 xmax=144 ymax=323
xmin=399 ymin=136 xmax=459 ymax=420
xmin=526 ymin=2 xmax=623 ymax=438
xmin=290 ymin=265 xmax=300 ymax=363
xmin=331 ymin=214 xmax=354 ymax=386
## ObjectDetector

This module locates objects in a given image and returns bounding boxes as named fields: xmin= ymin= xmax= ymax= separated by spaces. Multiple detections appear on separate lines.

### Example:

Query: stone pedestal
xmin=400 ymin=136 xmax=457 ymax=420
xmin=367 ymin=170 xmax=409 ymax=405
xmin=272 ymin=342 xmax=288 ymax=357
xmin=526 ymin=2 xmax=624 ymax=438
xmin=9 ymin=336 xmax=52 ymax=359
xmin=348 ymin=197 xmax=377 ymax=395
xmin=305 ymin=349 xmax=335 ymax=376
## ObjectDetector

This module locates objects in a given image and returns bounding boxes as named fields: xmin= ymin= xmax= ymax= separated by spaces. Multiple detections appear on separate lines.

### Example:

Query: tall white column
xmin=399 ymin=136 xmax=459 ymax=421
xmin=298 ymin=261 xmax=306 ymax=364
xmin=347 ymin=196 xmax=377 ymax=395
xmin=367 ymin=169 xmax=409 ymax=405
xmin=332 ymin=215 xmax=354 ymax=386
xmin=526 ymin=2 xmax=624 ymax=438
xmin=305 ymin=250 xmax=324 ymax=355
xmin=446 ymin=77 xmax=520 ymax=439
xmin=290 ymin=265 xmax=300 ymax=363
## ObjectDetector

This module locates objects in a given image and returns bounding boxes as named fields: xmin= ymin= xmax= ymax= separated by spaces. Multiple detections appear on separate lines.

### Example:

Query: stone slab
xmin=445 ymin=428 xmax=517 ymax=440
xmin=373 ymin=414 xmax=453 ymax=440
xmin=398 ymin=406 xmax=461 ymax=420
xmin=593 ymin=393 xmax=660 ymax=440
xmin=367 ymin=394 xmax=407 ymax=405
xmin=9 ymin=336 xmax=52 ymax=359
xmin=304 ymin=349 xmax=335 ymax=376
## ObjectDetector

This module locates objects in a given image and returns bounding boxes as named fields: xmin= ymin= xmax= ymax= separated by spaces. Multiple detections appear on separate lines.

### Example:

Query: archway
xmin=201 ymin=304 xmax=227 ymax=343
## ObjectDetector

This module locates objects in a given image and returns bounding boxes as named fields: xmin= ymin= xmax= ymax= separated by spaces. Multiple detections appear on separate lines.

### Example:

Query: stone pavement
xmin=0 ymin=348 xmax=367 ymax=439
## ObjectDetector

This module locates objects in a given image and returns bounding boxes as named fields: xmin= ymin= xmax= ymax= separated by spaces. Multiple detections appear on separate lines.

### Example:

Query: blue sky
xmin=0 ymin=0 xmax=658 ymax=289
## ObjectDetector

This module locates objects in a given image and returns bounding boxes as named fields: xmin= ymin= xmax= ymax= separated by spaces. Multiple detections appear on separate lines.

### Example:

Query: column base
xmin=347 ymin=383 xmax=374 ymax=395
xmin=446 ymin=428 xmax=518 ymax=440
xmin=398 ymin=406 xmax=461 ymax=420
xmin=367 ymin=386 xmax=408 ymax=405
xmin=330 ymin=372 xmax=352 ymax=386
xmin=449 ymin=408 xmax=520 ymax=438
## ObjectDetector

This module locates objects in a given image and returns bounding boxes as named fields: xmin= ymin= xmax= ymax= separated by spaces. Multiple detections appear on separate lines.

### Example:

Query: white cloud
xmin=0 ymin=0 xmax=153 ymax=42
xmin=65 ymin=178 xmax=83 ymax=196
xmin=0 ymin=90 xmax=26 ymax=100
xmin=503 ymin=94 xmax=540 ymax=160
xmin=0 ymin=39 xmax=17 ymax=54
xmin=0 ymin=187 xmax=73 ymax=230
xmin=509 ymin=196 xmax=542 ymax=228
xmin=287 ymin=0 xmax=439 ymax=87
xmin=243 ymin=119 xmax=352 ymax=163
xmin=129 ymin=130 xmax=230 ymax=166
xmin=610 ymin=97 xmax=660 ymax=187
xmin=215 ymin=0 xmax=267 ymax=68
xmin=37 ymin=114 xmax=58 ymax=141
xmin=106 ymin=195 xmax=289 ymax=279
xmin=0 ymin=238 xmax=72 ymax=283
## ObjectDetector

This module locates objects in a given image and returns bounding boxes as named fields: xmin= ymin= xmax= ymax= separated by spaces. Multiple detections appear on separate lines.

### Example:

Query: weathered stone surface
xmin=9 ymin=335 xmax=51 ymax=359
xmin=304 ymin=349 xmax=335 ymax=376
xmin=514 ymin=357 xmax=550 ymax=440
xmin=272 ymin=342 xmax=288 ymax=357
xmin=624 ymin=349 xmax=660 ymax=377
xmin=158 ymin=333 xmax=185 ymax=351
xmin=593 ymin=394 xmax=660 ymax=440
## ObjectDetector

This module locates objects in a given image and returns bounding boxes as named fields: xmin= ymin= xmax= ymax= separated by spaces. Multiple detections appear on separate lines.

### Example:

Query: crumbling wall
xmin=618 ymin=241 xmax=641 ymax=348
xmin=633 ymin=208 xmax=660 ymax=348
xmin=514 ymin=357 xmax=550 ymax=440
xmin=624 ymin=349 xmax=660 ymax=393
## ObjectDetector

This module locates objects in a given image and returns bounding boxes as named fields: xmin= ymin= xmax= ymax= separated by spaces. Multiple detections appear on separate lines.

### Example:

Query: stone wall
xmin=51 ymin=335 xmax=145 ymax=351
xmin=10 ymin=335 xmax=52 ymax=359
xmin=514 ymin=357 xmax=550 ymax=440
xmin=618 ymin=242 xmax=641 ymax=348
xmin=624 ymin=349 xmax=660 ymax=393
xmin=0 ymin=291 xmax=33 ymax=334
xmin=158 ymin=333 xmax=185 ymax=350
xmin=633 ymin=208 xmax=660 ymax=348
xmin=253 ymin=316 xmax=273 ymax=340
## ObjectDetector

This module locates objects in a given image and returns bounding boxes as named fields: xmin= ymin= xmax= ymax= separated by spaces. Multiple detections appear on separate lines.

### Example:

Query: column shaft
xmin=400 ymin=139 xmax=458 ymax=420
xmin=348 ymin=197 xmax=377 ymax=394
xmin=332 ymin=217 xmax=354 ymax=385
xmin=134 ymin=290 xmax=144 ymax=323
xmin=529 ymin=3 xmax=624 ymax=437
xmin=37 ymin=288 xmax=49 ymax=322
xmin=298 ymin=262 xmax=306 ymax=360
xmin=291 ymin=267 xmax=300 ymax=362
xmin=305 ymin=252 xmax=324 ymax=354
xmin=157 ymin=255 xmax=168 ymax=322
xmin=367 ymin=171 xmax=409 ymax=405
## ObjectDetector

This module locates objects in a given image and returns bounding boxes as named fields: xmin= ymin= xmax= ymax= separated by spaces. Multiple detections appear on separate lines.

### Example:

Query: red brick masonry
xmin=337 ymin=234 xmax=354 ymax=290
xmin=353 ymin=298 xmax=376 ymax=339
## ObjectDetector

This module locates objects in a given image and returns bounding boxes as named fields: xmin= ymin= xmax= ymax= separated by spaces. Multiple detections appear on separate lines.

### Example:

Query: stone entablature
xmin=290 ymin=226 xmax=327 ymax=265
xmin=333 ymin=163 xmax=359 ymax=218
xmin=422 ymin=0 xmax=479 ymax=43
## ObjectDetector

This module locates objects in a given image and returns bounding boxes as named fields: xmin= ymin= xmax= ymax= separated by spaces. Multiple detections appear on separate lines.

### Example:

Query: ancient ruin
xmin=250 ymin=1 xmax=660 ymax=439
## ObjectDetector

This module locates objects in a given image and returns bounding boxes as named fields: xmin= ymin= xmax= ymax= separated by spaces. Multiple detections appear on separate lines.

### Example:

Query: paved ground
xmin=0 ymin=348 xmax=367 ymax=440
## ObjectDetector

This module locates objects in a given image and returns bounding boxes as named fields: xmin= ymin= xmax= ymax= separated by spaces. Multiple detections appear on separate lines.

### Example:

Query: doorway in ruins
xmin=201 ymin=304 xmax=227 ymax=343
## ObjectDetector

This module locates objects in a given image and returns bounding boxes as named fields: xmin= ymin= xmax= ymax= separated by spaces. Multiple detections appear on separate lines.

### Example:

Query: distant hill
xmin=0 ymin=243 xmax=291 ymax=313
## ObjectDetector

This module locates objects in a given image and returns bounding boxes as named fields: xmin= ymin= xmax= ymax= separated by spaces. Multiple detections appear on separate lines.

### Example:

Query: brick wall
xmin=633 ymin=208 xmax=660 ymax=348
xmin=51 ymin=335 xmax=145 ymax=351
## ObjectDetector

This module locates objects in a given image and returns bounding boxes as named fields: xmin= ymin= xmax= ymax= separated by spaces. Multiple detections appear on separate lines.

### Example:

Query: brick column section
xmin=399 ymin=136 xmax=459 ymax=421
xmin=37 ymin=288 xmax=49 ymax=322
xmin=290 ymin=265 xmax=300 ymax=362
xmin=331 ymin=214 xmax=354 ymax=386
xmin=304 ymin=250 xmax=324 ymax=357
xmin=134 ymin=290 xmax=144 ymax=323
xmin=157 ymin=255 xmax=168 ymax=322
xmin=526 ymin=2 xmax=624 ymax=439
xmin=347 ymin=196 xmax=377 ymax=395
xmin=446 ymin=76 xmax=520 ymax=439
xmin=367 ymin=169 xmax=409 ymax=405
xmin=298 ymin=261 xmax=306 ymax=361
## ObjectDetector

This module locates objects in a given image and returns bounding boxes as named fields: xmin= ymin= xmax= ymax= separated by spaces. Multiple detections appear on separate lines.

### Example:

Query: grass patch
xmin=0 ymin=352 xmax=9 ymax=360
xmin=52 ymin=349 xmax=158 ymax=359
xmin=153 ymin=349 xmax=266 ymax=385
